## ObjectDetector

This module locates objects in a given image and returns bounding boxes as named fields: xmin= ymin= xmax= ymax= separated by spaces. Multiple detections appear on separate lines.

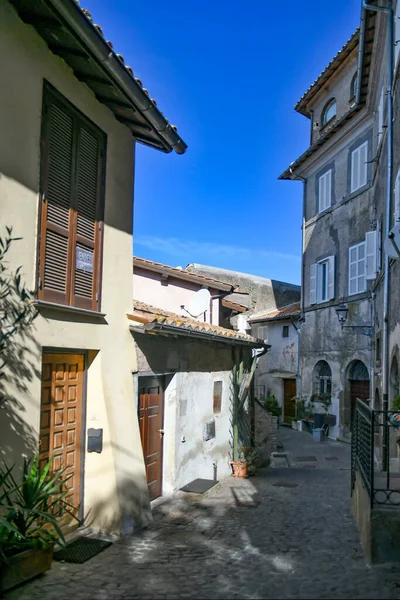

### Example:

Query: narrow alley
xmin=7 ymin=428 xmax=400 ymax=600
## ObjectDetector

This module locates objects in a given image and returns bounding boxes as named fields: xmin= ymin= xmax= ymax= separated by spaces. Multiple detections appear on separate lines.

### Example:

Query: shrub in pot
xmin=0 ymin=456 xmax=78 ymax=592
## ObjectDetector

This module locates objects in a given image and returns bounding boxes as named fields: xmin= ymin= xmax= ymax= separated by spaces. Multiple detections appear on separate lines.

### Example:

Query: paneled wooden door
xmin=283 ymin=378 xmax=296 ymax=424
xmin=138 ymin=377 xmax=164 ymax=501
xmin=40 ymin=353 xmax=85 ymax=525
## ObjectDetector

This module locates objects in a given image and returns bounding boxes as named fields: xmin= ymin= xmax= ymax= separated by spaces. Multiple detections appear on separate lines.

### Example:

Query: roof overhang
xmin=9 ymin=0 xmax=187 ymax=154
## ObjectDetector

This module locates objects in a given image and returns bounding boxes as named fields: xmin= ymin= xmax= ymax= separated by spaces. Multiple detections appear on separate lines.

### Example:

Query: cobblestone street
xmin=7 ymin=428 xmax=400 ymax=600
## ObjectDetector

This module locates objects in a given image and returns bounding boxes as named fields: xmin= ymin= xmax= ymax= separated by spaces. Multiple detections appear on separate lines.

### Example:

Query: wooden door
xmin=283 ymin=379 xmax=296 ymax=424
xmin=40 ymin=354 xmax=84 ymax=525
xmin=138 ymin=377 xmax=164 ymax=501
xmin=350 ymin=380 xmax=370 ymax=425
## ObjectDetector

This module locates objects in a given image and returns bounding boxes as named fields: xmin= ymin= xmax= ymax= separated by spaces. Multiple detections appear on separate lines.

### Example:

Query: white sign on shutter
xmin=310 ymin=263 xmax=317 ymax=305
xmin=328 ymin=255 xmax=335 ymax=300
xmin=366 ymin=230 xmax=377 ymax=280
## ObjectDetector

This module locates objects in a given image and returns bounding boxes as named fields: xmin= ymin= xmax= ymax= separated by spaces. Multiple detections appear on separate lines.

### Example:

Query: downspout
xmin=362 ymin=1 xmax=393 ymax=471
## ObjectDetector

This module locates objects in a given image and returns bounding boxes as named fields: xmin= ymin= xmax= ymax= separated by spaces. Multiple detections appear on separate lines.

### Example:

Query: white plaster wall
xmin=133 ymin=270 xmax=219 ymax=324
xmin=162 ymin=371 xmax=232 ymax=491
xmin=0 ymin=1 xmax=149 ymax=533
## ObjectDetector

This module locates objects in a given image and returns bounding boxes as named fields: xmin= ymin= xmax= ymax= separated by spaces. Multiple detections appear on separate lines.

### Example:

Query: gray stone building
xmin=280 ymin=25 xmax=379 ymax=442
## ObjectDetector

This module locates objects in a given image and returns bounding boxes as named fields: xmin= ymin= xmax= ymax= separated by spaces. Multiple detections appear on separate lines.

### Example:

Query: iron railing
xmin=352 ymin=398 xmax=400 ymax=507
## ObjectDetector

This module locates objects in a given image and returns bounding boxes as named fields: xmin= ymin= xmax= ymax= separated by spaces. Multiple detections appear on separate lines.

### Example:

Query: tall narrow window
xmin=318 ymin=169 xmax=332 ymax=213
xmin=38 ymin=83 xmax=106 ymax=310
xmin=350 ymin=141 xmax=368 ymax=193
xmin=213 ymin=381 xmax=222 ymax=414
xmin=350 ymin=73 xmax=357 ymax=100
xmin=377 ymin=87 xmax=384 ymax=145
xmin=349 ymin=242 xmax=366 ymax=295
xmin=310 ymin=256 xmax=335 ymax=305
xmin=321 ymin=99 xmax=336 ymax=126
xmin=282 ymin=325 xmax=289 ymax=338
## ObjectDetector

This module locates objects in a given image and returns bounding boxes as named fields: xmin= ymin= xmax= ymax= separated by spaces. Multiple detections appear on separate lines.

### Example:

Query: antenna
xmin=183 ymin=289 xmax=210 ymax=318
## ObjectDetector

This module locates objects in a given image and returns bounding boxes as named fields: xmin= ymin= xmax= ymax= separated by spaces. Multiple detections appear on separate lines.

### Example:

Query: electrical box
xmin=87 ymin=428 xmax=103 ymax=453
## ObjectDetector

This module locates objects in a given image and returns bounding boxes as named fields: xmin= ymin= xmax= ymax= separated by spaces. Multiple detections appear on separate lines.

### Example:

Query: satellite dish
xmin=185 ymin=289 xmax=210 ymax=318
xmin=385 ymin=225 xmax=400 ymax=259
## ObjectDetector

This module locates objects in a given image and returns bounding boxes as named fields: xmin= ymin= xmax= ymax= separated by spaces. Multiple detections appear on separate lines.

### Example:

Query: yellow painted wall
xmin=0 ymin=0 xmax=149 ymax=533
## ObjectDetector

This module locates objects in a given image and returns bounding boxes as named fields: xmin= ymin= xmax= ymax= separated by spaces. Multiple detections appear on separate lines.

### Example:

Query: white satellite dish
xmin=185 ymin=289 xmax=210 ymax=318
xmin=385 ymin=224 xmax=400 ymax=259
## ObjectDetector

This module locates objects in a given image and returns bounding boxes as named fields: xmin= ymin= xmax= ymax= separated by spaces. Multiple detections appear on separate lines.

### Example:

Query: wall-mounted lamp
xmin=335 ymin=303 xmax=373 ymax=336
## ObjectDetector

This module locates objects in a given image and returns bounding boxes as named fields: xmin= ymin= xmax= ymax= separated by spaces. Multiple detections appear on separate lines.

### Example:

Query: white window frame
xmin=318 ymin=169 xmax=332 ymax=213
xmin=310 ymin=256 xmax=335 ymax=305
xmin=350 ymin=141 xmax=368 ymax=193
xmin=349 ymin=241 xmax=366 ymax=295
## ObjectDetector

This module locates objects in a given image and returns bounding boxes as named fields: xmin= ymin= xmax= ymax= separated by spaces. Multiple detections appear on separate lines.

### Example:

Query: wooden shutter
xmin=39 ymin=97 xmax=74 ymax=304
xmin=327 ymin=255 xmax=335 ymax=300
xmin=378 ymin=87 xmax=384 ymax=141
xmin=319 ymin=170 xmax=331 ymax=212
xmin=359 ymin=142 xmax=368 ymax=188
xmin=39 ymin=84 xmax=105 ymax=310
xmin=366 ymin=231 xmax=377 ymax=280
xmin=351 ymin=142 xmax=368 ymax=192
xmin=309 ymin=263 xmax=317 ymax=305
xmin=72 ymin=124 xmax=104 ymax=310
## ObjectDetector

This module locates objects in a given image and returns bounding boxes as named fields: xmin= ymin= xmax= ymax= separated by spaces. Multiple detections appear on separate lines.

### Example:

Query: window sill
xmin=34 ymin=300 xmax=106 ymax=320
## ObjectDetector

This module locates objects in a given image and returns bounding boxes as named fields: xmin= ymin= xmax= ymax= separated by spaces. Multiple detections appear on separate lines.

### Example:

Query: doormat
xmin=53 ymin=537 xmax=112 ymax=564
xmin=180 ymin=478 xmax=218 ymax=494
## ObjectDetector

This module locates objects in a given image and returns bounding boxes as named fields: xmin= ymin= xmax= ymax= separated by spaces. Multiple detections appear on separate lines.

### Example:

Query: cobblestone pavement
xmin=6 ymin=427 xmax=400 ymax=599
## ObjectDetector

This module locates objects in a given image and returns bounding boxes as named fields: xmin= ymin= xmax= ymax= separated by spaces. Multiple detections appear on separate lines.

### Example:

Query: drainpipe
xmin=362 ymin=1 xmax=393 ymax=471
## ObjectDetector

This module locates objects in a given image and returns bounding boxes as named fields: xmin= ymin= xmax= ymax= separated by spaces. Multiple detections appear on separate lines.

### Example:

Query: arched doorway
xmin=390 ymin=357 xmax=399 ymax=408
xmin=347 ymin=360 xmax=370 ymax=428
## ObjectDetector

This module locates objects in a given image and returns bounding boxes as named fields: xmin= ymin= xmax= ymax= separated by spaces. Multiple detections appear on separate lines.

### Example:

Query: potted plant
xmin=231 ymin=447 xmax=248 ymax=478
xmin=303 ymin=399 xmax=316 ymax=434
xmin=263 ymin=394 xmax=282 ymax=424
xmin=231 ymin=446 xmax=260 ymax=478
xmin=0 ymin=456 xmax=78 ymax=593
xmin=291 ymin=396 xmax=306 ymax=431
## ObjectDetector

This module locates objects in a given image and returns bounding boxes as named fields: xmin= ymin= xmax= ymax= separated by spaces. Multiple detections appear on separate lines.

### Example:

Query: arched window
xmin=350 ymin=73 xmax=357 ymax=100
xmin=321 ymin=99 xmax=336 ymax=126
xmin=313 ymin=360 xmax=332 ymax=398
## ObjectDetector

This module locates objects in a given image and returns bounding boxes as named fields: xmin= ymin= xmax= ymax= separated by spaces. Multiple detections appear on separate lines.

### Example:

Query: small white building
xmin=250 ymin=303 xmax=300 ymax=423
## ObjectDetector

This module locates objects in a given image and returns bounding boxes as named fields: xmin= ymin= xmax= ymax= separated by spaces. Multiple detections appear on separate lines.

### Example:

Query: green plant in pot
xmin=0 ymin=455 xmax=79 ymax=592
xmin=392 ymin=395 xmax=400 ymax=412
xmin=262 ymin=394 xmax=282 ymax=419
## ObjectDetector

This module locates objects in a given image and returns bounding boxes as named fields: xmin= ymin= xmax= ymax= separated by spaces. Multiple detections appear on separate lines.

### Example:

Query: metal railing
xmin=352 ymin=398 xmax=400 ymax=507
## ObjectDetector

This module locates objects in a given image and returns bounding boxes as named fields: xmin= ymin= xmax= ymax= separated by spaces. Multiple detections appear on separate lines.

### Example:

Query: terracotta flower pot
xmin=231 ymin=461 xmax=248 ymax=478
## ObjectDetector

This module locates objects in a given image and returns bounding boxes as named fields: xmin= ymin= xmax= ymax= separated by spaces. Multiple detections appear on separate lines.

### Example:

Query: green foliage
xmin=304 ymin=399 xmax=316 ymax=421
xmin=291 ymin=396 xmax=306 ymax=420
xmin=0 ymin=226 xmax=37 ymax=379
xmin=393 ymin=395 xmax=400 ymax=412
xmin=312 ymin=392 xmax=332 ymax=414
xmin=239 ymin=446 xmax=260 ymax=476
xmin=0 ymin=456 xmax=79 ymax=563
xmin=261 ymin=394 xmax=282 ymax=418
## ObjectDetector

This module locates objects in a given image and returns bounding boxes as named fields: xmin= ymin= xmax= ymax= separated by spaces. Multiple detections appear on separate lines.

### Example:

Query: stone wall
xmin=254 ymin=400 xmax=278 ymax=465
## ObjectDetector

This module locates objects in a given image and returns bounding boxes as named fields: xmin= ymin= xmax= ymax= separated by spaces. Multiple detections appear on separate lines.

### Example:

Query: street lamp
xmin=335 ymin=303 xmax=373 ymax=337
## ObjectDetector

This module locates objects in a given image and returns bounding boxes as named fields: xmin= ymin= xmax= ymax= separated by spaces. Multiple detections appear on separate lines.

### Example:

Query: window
xmin=318 ymin=169 xmax=332 ymax=213
xmin=350 ymin=73 xmax=357 ymax=100
xmin=349 ymin=242 xmax=366 ymax=295
xmin=321 ymin=99 xmax=336 ymax=126
xmin=38 ymin=83 xmax=106 ymax=311
xmin=350 ymin=141 xmax=368 ymax=193
xmin=258 ymin=325 xmax=268 ymax=341
xmin=282 ymin=325 xmax=289 ymax=338
xmin=396 ymin=1 xmax=400 ymax=68
xmin=313 ymin=360 xmax=332 ymax=399
xmin=309 ymin=256 xmax=335 ymax=305
xmin=213 ymin=381 xmax=222 ymax=414
xmin=376 ymin=334 xmax=381 ymax=365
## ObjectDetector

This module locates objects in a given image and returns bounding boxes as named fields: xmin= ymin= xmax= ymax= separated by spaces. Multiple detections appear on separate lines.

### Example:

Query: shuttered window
xmin=350 ymin=141 xmax=368 ymax=193
xmin=310 ymin=256 xmax=335 ymax=305
xmin=318 ymin=169 xmax=332 ymax=213
xmin=349 ymin=242 xmax=366 ymax=295
xmin=38 ymin=84 xmax=106 ymax=311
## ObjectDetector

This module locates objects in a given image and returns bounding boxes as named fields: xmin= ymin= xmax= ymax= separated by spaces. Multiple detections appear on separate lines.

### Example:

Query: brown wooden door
xmin=138 ymin=377 xmax=164 ymax=501
xmin=283 ymin=379 xmax=296 ymax=424
xmin=40 ymin=354 xmax=84 ymax=525
xmin=350 ymin=380 xmax=370 ymax=425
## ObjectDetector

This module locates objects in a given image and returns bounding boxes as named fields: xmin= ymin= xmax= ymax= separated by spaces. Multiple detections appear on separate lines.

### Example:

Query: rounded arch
xmin=350 ymin=72 xmax=357 ymax=100
xmin=313 ymin=360 xmax=332 ymax=398
xmin=321 ymin=98 xmax=336 ymax=126
xmin=348 ymin=360 xmax=369 ymax=381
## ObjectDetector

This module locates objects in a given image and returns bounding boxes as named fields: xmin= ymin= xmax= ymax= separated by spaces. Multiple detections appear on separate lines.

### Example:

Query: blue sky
xmin=84 ymin=0 xmax=360 ymax=285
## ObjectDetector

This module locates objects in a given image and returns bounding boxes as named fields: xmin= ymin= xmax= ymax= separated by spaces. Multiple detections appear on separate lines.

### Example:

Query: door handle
xmin=159 ymin=429 xmax=164 ymax=438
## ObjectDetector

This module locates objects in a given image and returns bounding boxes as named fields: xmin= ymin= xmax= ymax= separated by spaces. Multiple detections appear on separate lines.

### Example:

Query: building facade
xmin=0 ymin=0 xmax=186 ymax=534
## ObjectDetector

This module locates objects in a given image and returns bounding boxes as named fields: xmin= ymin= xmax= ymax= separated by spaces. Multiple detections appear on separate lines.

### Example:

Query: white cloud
xmin=134 ymin=235 xmax=300 ymax=263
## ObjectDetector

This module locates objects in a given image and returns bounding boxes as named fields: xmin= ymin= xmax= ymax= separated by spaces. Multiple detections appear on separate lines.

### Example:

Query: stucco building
xmin=0 ymin=0 xmax=186 ymax=534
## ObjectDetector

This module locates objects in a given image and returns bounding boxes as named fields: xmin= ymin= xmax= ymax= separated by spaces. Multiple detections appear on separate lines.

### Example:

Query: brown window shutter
xmin=39 ymin=98 xmax=74 ymax=305
xmin=71 ymin=124 xmax=105 ymax=310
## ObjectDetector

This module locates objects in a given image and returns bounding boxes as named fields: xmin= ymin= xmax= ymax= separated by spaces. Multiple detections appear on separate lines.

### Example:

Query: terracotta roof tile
xmin=128 ymin=301 xmax=266 ymax=346
xmin=250 ymin=302 xmax=300 ymax=322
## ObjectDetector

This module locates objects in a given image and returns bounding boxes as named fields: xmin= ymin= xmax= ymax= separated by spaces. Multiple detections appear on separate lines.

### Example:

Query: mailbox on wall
xmin=87 ymin=428 xmax=103 ymax=453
